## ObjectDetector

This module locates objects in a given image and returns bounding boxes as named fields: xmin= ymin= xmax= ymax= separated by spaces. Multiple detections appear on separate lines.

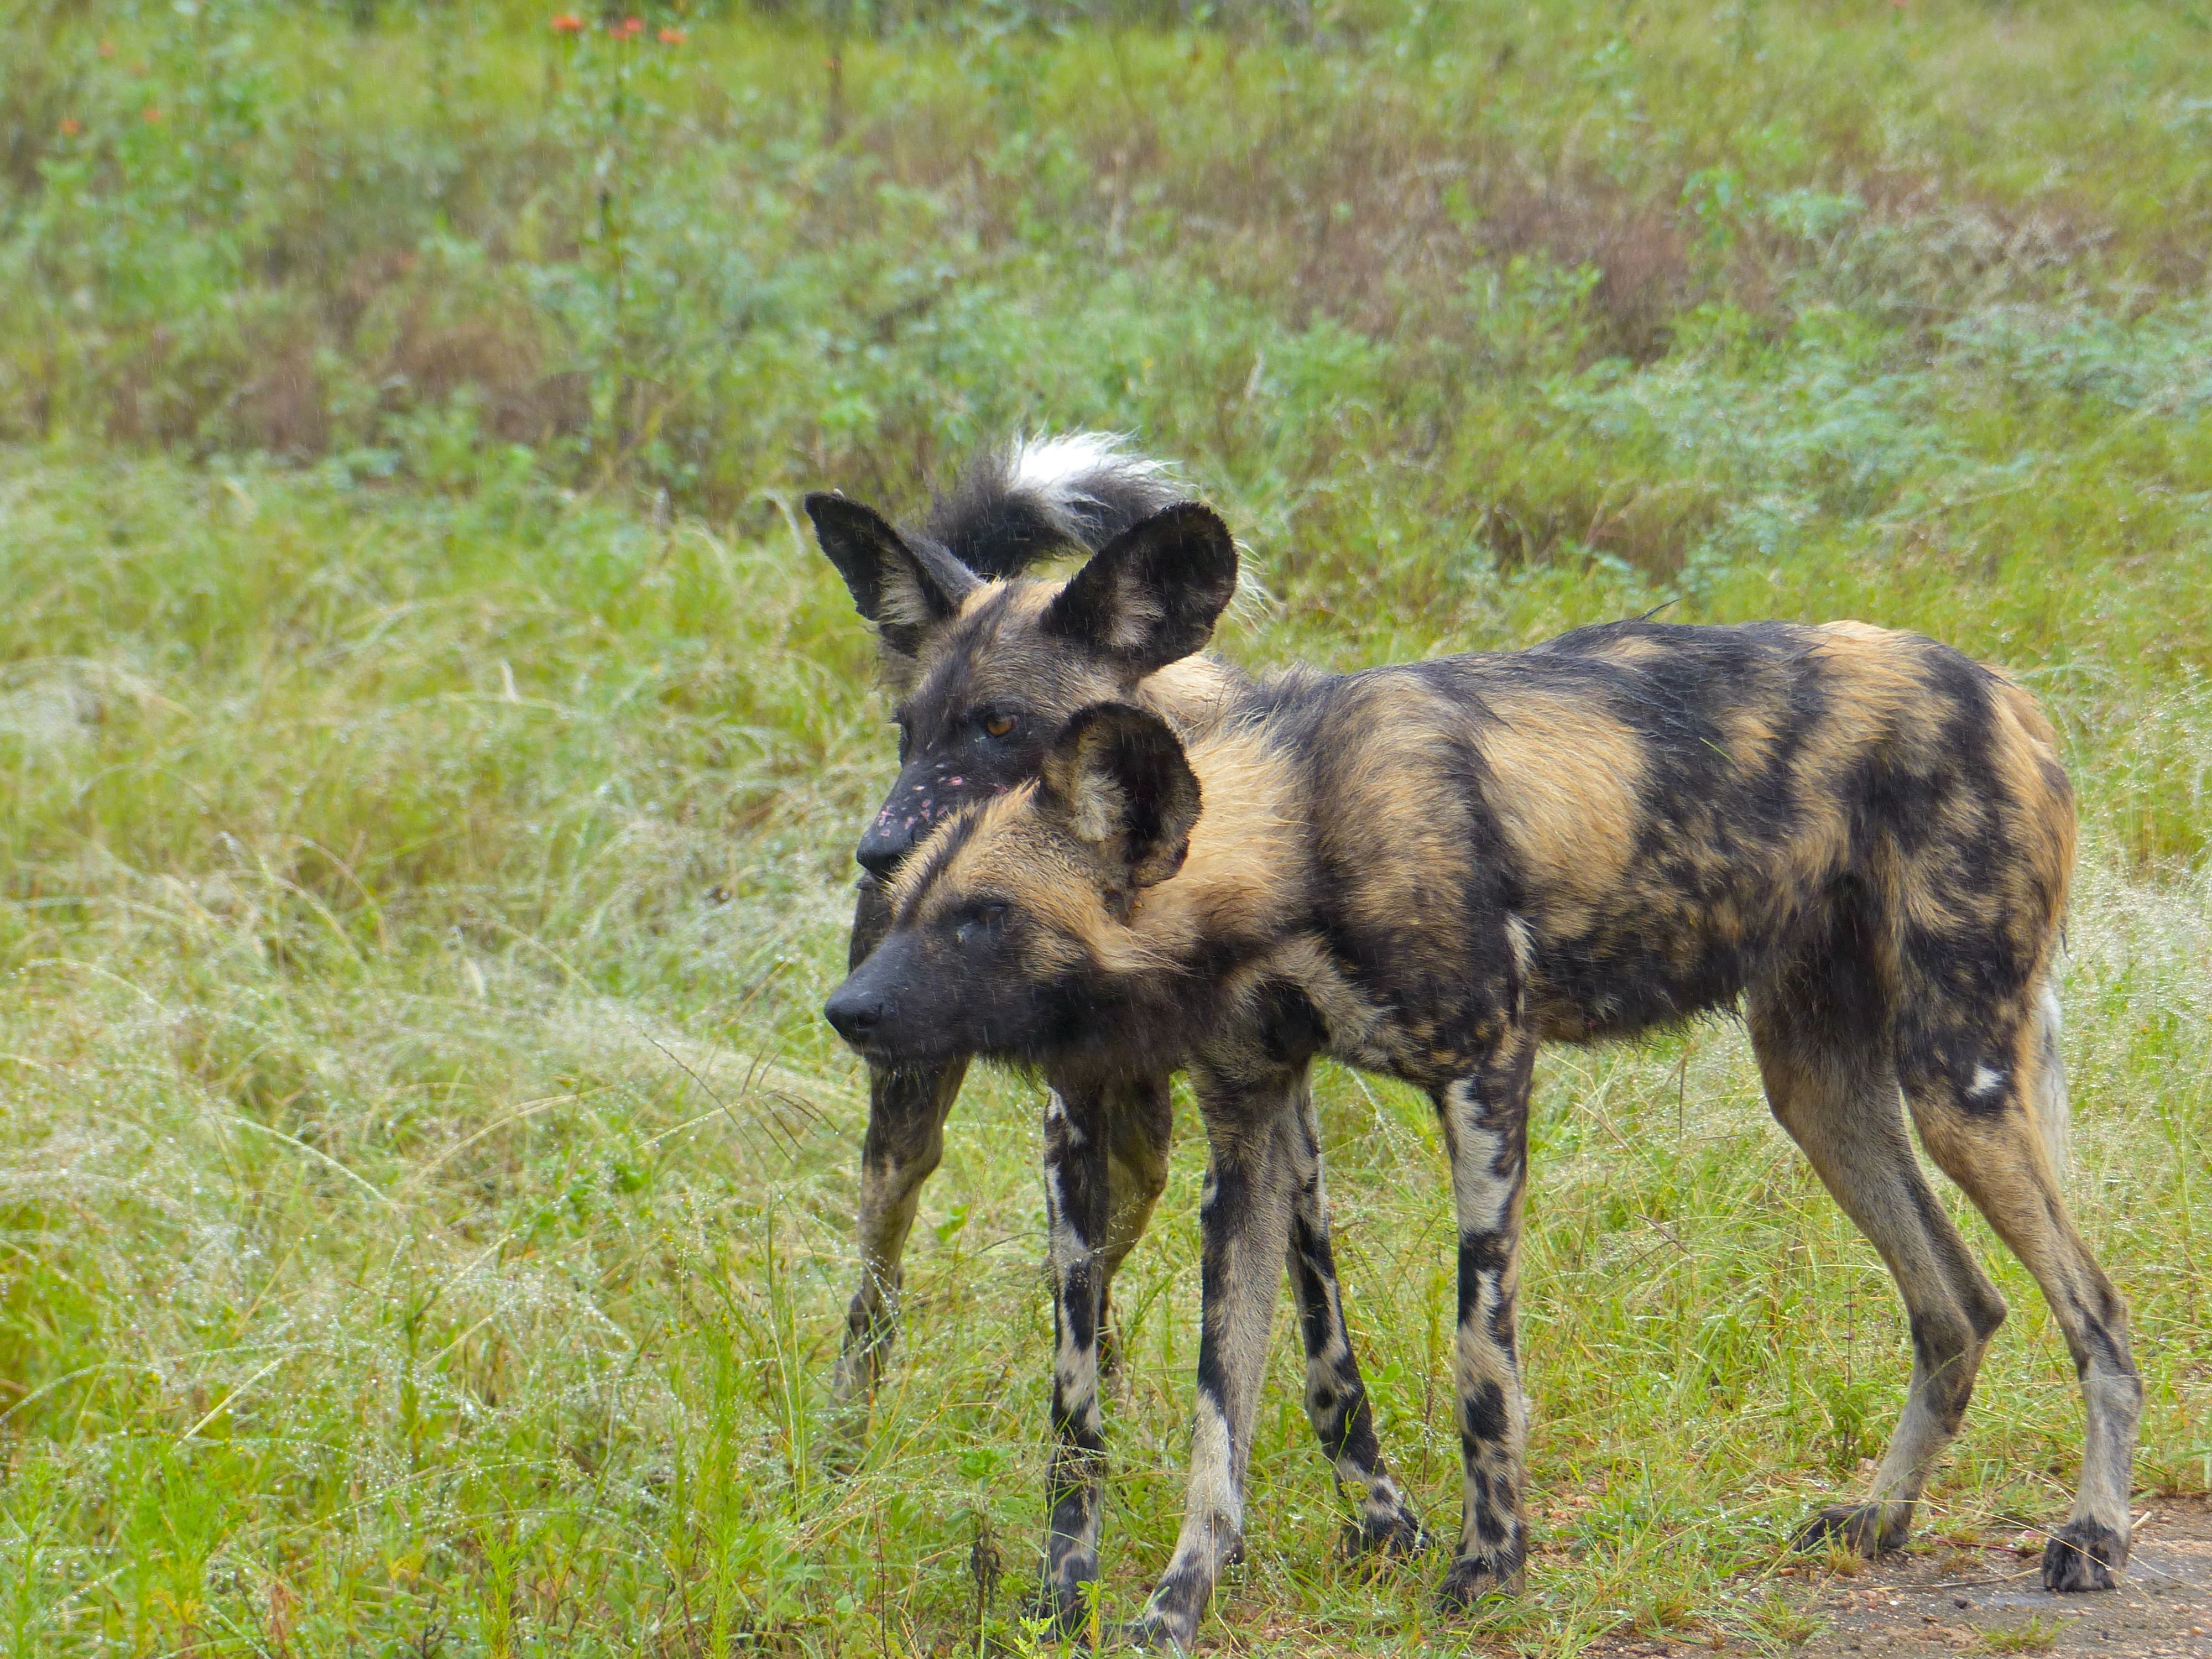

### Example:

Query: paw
xmin=1341 ymin=1506 xmax=1430 ymax=1562
xmin=1121 ymin=1611 xmax=1194 ymax=1652
xmin=1791 ymin=1502 xmax=1906 ymax=1557
xmin=2042 ymin=1519 xmax=2126 ymax=1592
xmin=1435 ymin=1549 xmax=1525 ymax=1610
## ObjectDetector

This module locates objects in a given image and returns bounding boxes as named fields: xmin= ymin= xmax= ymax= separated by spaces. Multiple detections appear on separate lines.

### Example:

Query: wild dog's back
xmin=1254 ymin=618 xmax=2075 ymax=1050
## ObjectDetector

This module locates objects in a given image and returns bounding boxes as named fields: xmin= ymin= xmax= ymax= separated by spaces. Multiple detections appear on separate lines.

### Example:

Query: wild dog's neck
xmin=1092 ymin=719 xmax=1304 ymax=985
xmin=1133 ymin=651 xmax=1252 ymax=738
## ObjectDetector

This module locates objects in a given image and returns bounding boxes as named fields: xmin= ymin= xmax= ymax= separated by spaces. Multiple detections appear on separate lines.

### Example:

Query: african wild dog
xmin=827 ymin=576 xmax=2140 ymax=1648
xmin=807 ymin=441 xmax=1425 ymax=1632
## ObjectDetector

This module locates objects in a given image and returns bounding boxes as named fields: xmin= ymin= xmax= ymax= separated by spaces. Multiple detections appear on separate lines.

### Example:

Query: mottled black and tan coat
xmin=808 ymin=440 xmax=1426 ymax=1638
xmin=827 ymin=525 xmax=2140 ymax=1650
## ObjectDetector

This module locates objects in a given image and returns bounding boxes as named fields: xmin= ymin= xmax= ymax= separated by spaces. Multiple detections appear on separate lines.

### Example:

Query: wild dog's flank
xmin=805 ymin=444 xmax=1426 ymax=1635
xmin=828 ymin=603 xmax=2140 ymax=1650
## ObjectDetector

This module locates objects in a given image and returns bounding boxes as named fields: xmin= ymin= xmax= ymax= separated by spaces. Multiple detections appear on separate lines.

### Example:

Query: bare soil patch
xmin=1782 ymin=1501 xmax=2212 ymax=1658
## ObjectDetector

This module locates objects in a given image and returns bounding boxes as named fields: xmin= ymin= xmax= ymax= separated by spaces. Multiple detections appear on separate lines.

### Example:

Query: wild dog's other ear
xmin=804 ymin=493 xmax=979 ymax=658
xmin=1040 ymin=703 xmax=1202 ymax=894
xmin=1041 ymin=502 xmax=1237 ymax=672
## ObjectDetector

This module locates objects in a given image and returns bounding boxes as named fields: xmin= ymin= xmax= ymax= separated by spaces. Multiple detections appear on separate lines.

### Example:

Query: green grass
xmin=3 ymin=2 xmax=2211 ymax=1654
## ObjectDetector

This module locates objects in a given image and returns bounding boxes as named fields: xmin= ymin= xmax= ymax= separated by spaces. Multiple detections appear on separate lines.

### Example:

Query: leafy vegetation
xmin=2 ymin=1 xmax=2210 ymax=1653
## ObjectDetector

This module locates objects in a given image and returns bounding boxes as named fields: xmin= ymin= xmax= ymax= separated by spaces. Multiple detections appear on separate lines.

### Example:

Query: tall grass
xmin=2 ymin=1 xmax=2210 ymax=1654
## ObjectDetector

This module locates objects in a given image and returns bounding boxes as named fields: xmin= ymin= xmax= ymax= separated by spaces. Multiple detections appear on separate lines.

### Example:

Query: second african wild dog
xmin=806 ymin=438 xmax=1426 ymax=1633
xmin=827 ymin=556 xmax=2141 ymax=1648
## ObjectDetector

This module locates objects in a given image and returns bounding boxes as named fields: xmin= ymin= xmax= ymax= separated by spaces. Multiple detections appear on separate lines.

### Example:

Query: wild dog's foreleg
xmin=1131 ymin=1064 xmax=1304 ymax=1652
xmin=1747 ymin=979 xmax=2008 ymax=1559
xmin=1900 ymin=983 xmax=2139 ymax=1592
xmin=1036 ymin=1076 xmax=1173 ymax=1630
xmin=1037 ymin=1081 xmax=1118 ymax=1634
xmin=1432 ymin=1035 xmax=1536 ymax=1610
xmin=832 ymin=880 xmax=969 ymax=1419
xmin=1284 ymin=1079 xmax=1426 ymax=1558
xmin=1097 ymin=1074 xmax=1175 ymax=1381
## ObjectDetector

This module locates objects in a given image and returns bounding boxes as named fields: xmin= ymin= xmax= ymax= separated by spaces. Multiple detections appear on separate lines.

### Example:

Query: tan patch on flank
xmin=1787 ymin=620 xmax=1926 ymax=852
xmin=1473 ymin=687 xmax=1647 ymax=933
xmin=1715 ymin=701 xmax=1781 ymax=774
xmin=1309 ymin=677 xmax=1486 ymax=941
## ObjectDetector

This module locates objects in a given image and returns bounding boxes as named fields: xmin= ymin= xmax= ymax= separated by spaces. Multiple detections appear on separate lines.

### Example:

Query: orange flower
xmin=612 ymin=14 xmax=643 ymax=36
xmin=143 ymin=106 xmax=162 ymax=123
xmin=97 ymin=38 xmax=117 ymax=59
xmin=658 ymin=25 xmax=685 ymax=42
xmin=550 ymin=12 xmax=583 ymax=30
xmin=59 ymin=117 xmax=82 ymax=136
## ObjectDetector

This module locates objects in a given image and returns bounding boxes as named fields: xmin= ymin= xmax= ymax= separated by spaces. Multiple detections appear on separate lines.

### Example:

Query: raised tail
xmin=925 ymin=432 xmax=1183 ymax=578
xmin=2031 ymin=977 xmax=2072 ymax=1179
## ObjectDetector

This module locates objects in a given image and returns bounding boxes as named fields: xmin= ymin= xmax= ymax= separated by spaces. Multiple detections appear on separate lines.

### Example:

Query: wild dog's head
xmin=807 ymin=475 xmax=1235 ymax=880
xmin=823 ymin=703 xmax=1202 ymax=1069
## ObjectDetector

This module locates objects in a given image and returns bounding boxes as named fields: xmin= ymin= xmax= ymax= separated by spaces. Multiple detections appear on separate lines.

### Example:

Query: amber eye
xmin=983 ymin=713 xmax=1017 ymax=738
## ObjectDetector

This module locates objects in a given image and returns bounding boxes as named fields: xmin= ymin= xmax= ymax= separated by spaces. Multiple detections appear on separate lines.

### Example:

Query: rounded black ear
xmin=805 ymin=493 xmax=979 ymax=660
xmin=1040 ymin=502 xmax=1238 ymax=674
xmin=1039 ymin=703 xmax=1202 ymax=894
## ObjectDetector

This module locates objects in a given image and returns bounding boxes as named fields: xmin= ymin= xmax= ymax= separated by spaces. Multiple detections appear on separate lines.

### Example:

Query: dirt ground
xmin=1577 ymin=1501 xmax=2212 ymax=1658
xmin=1763 ymin=1501 xmax=2212 ymax=1657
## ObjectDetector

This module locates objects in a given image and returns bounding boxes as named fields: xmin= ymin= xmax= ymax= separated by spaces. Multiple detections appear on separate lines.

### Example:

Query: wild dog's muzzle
xmin=855 ymin=773 xmax=950 ymax=879
xmin=825 ymin=932 xmax=945 ymax=1063
xmin=855 ymin=763 xmax=1008 ymax=879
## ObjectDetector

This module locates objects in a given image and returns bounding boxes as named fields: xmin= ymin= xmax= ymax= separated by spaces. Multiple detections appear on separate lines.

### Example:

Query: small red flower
xmin=97 ymin=38 xmax=117 ymax=59
xmin=550 ymin=11 xmax=583 ymax=29
xmin=658 ymin=25 xmax=685 ymax=43
xmin=143 ymin=106 xmax=162 ymax=123
xmin=59 ymin=117 xmax=82 ymax=136
xmin=617 ymin=15 xmax=644 ymax=35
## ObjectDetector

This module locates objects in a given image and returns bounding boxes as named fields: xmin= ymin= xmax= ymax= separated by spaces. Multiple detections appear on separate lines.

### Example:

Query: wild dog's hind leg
xmin=1284 ymin=1078 xmax=1427 ymax=1559
xmin=1130 ymin=1062 xmax=1306 ymax=1652
xmin=1747 ymin=961 xmax=2008 ymax=1561
xmin=833 ymin=881 xmax=968 ymax=1421
xmin=1432 ymin=1032 xmax=1537 ymax=1609
xmin=1900 ymin=980 xmax=2139 ymax=1592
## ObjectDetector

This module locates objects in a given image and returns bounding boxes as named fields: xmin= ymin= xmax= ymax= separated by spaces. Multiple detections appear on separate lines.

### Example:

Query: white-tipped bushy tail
xmin=926 ymin=431 xmax=1183 ymax=578
xmin=2032 ymin=978 xmax=2072 ymax=1179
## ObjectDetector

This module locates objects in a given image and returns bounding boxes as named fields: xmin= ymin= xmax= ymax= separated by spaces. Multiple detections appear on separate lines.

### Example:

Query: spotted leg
xmin=1284 ymin=1078 xmax=1427 ymax=1559
xmin=1036 ymin=1079 xmax=1122 ymax=1633
xmin=1432 ymin=1033 xmax=1536 ymax=1610
xmin=1130 ymin=1060 xmax=1306 ymax=1652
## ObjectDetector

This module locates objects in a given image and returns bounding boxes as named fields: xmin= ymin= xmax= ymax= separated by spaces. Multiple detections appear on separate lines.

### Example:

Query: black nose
xmin=854 ymin=823 xmax=912 ymax=881
xmin=823 ymin=988 xmax=882 ymax=1046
